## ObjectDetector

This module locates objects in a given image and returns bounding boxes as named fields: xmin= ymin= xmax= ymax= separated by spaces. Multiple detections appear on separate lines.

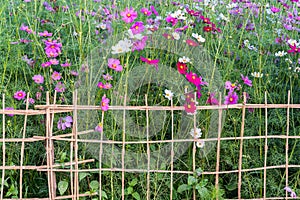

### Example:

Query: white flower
xmin=287 ymin=39 xmax=298 ymax=46
xmin=285 ymin=58 xmax=293 ymax=64
xmin=294 ymin=67 xmax=300 ymax=73
xmin=97 ymin=23 xmax=106 ymax=30
xmin=189 ymin=128 xmax=202 ymax=139
xmin=179 ymin=56 xmax=190 ymax=63
xmin=196 ymin=140 xmax=205 ymax=148
xmin=217 ymin=13 xmax=230 ymax=22
xmin=251 ymin=72 xmax=263 ymax=78
xmin=172 ymin=32 xmax=180 ymax=40
xmin=192 ymin=33 xmax=205 ymax=43
xmin=275 ymin=51 xmax=287 ymax=57
xmin=111 ymin=38 xmax=132 ymax=54
xmin=127 ymin=29 xmax=144 ymax=40
xmin=243 ymin=40 xmax=250 ymax=46
xmin=164 ymin=89 xmax=174 ymax=100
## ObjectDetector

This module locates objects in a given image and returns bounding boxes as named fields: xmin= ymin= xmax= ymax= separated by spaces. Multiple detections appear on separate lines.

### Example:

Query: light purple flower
xmin=103 ymin=73 xmax=113 ymax=81
xmin=130 ymin=21 xmax=144 ymax=35
xmin=57 ymin=116 xmax=73 ymax=130
xmin=39 ymin=30 xmax=52 ymax=37
xmin=55 ymin=82 xmax=65 ymax=93
xmin=61 ymin=62 xmax=71 ymax=67
xmin=32 ymin=75 xmax=44 ymax=84
xmin=51 ymin=71 xmax=62 ymax=81
xmin=95 ymin=123 xmax=103 ymax=133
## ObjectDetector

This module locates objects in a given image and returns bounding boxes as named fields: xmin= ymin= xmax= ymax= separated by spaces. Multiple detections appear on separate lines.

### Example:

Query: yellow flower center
xmin=127 ymin=13 xmax=131 ymax=17
xmin=229 ymin=97 xmax=233 ymax=102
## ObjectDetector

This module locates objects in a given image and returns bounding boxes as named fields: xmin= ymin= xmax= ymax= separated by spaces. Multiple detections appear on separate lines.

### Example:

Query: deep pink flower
xmin=203 ymin=26 xmax=212 ymax=32
xmin=287 ymin=44 xmax=300 ymax=54
xmin=108 ymin=58 xmax=123 ymax=72
xmin=184 ymin=101 xmax=197 ymax=115
xmin=241 ymin=74 xmax=252 ymax=87
xmin=177 ymin=62 xmax=187 ymax=74
xmin=206 ymin=93 xmax=219 ymax=105
xmin=166 ymin=15 xmax=178 ymax=26
xmin=140 ymin=8 xmax=152 ymax=16
xmin=162 ymin=33 xmax=174 ymax=40
xmin=150 ymin=5 xmax=158 ymax=16
xmin=120 ymin=7 xmax=137 ymax=23
xmin=270 ymin=6 xmax=280 ymax=13
xmin=14 ymin=90 xmax=26 ymax=100
xmin=186 ymin=72 xmax=201 ymax=86
xmin=51 ymin=71 xmax=62 ymax=81
xmin=39 ymin=30 xmax=53 ymax=37
xmin=186 ymin=39 xmax=199 ymax=46
xmin=224 ymin=92 xmax=238 ymax=105
xmin=97 ymin=82 xmax=105 ymax=89
xmin=101 ymin=95 xmax=110 ymax=111
xmin=32 ymin=74 xmax=44 ymax=84
xmin=130 ymin=21 xmax=144 ymax=35
xmin=140 ymin=56 xmax=159 ymax=71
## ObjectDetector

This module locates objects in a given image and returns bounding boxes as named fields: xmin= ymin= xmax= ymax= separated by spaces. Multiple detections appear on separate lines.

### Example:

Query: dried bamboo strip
xmin=1 ymin=94 xmax=6 ymax=199
xmin=45 ymin=92 xmax=52 ymax=199
xmin=48 ymin=135 xmax=300 ymax=144
xmin=238 ymin=93 xmax=247 ymax=199
xmin=50 ymin=91 xmax=57 ymax=199
xmin=121 ymin=95 xmax=126 ymax=200
xmin=2 ymin=192 xmax=97 ymax=200
xmin=170 ymin=96 xmax=174 ymax=200
xmin=263 ymin=91 xmax=268 ymax=200
xmin=73 ymin=90 xmax=79 ymax=199
xmin=1 ymin=138 xmax=45 ymax=142
xmin=34 ymin=103 xmax=300 ymax=111
xmin=215 ymin=93 xmax=223 ymax=199
xmin=285 ymin=91 xmax=290 ymax=198
xmin=192 ymin=92 xmax=197 ymax=200
xmin=20 ymin=93 xmax=30 ymax=199
xmin=99 ymin=110 xmax=104 ymax=200
xmin=36 ymin=164 xmax=300 ymax=173
xmin=36 ymin=159 xmax=95 ymax=169
xmin=145 ymin=95 xmax=150 ymax=200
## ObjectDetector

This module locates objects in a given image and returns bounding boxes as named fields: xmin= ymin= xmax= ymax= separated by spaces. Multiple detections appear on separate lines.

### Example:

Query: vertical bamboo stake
xmin=170 ymin=96 xmax=174 ymax=200
xmin=145 ymin=95 xmax=150 ymax=200
xmin=121 ymin=95 xmax=127 ymax=200
xmin=19 ymin=93 xmax=30 ymax=199
xmin=99 ymin=110 xmax=104 ymax=200
xmin=263 ymin=91 xmax=268 ymax=200
xmin=192 ymin=92 xmax=197 ymax=200
xmin=238 ymin=92 xmax=247 ymax=199
xmin=73 ymin=90 xmax=79 ymax=199
xmin=215 ymin=93 xmax=223 ymax=199
xmin=285 ymin=90 xmax=290 ymax=198
xmin=46 ymin=92 xmax=56 ymax=199
xmin=1 ymin=94 xmax=6 ymax=199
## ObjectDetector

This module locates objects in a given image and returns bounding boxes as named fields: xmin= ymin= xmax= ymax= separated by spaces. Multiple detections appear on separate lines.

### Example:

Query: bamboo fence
xmin=0 ymin=90 xmax=299 ymax=199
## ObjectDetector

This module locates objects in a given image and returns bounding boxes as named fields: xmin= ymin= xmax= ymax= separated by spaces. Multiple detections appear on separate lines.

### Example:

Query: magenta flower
xmin=241 ymin=74 xmax=252 ymax=87
xmin=108 ymin=58 xmax=123 ymax=72
xmin=224 ymin=92 xmax=238 ymax=105
xmin=166 ymin=15 xmax=178 ymax=26
xmin=140 ymin=56 xmax=159 ymax=71
xmin=186 ymin=72 xmax=201 ymax=86
xmin=103 ymin=73 xmax=113 ymax=81
xmin=184 ymin=101 xmax=197 ymax=115
xmin=51 ymin=71 xmax=62 ymax=81
xmin=270 ymin=6 xmax=280 ymax=13
xmin=97 ymin=82 xmax=105 ymax=89
xmin=55 ymin=82 xmax=65 ymax=93
xmin=130 ymin=21 xmax=144 ymax=35
xmin=287 ymin=44 xmax=300 ymax=54
xmin=140 ymin=8 xmax=152 ymax=16
xmin=132 ymin=36 xmax=147 ymax=52
xmin=186 ymin=39 xmax=199 ymax=47
xmin=95 ymin=123 xmax=103 ymax=133
xmin=32 ymin=74 xmax=44 ymax=84
xmin=150 ymin=5 xmax=159 ymax=16
xmin=101 ymin=95 xmax=110 ymax=111
xmin=61 ymin=62 xmax=71 ymax=67
xmin=206 ymin=92 xmax=219 ymax=105
xmin=14 ymin=90 xmax=26 ymax=101
xmin=57 ymin=116 xmax=73 ymax=130
xmin=39 ymin=30 xmax=53 ymax=37
xmin=120 ymin=7 xmax=137 ymax=23
xmin=225 ymin=81 xmax=237 ymax=92
xmin=41 ymin=61 xmax=52 ymax=68
xmin=24 ymin=98 xmax=35 ymax=105
xmin=177 ymin=62 xmax=188 ymax=74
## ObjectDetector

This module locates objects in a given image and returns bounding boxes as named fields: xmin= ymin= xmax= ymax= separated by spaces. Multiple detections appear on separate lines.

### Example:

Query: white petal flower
xmin=164 ymin=89 xmax=174 ymax=100
xmin=179 ymin=56 xmax=190 ymax=63
xmin=111 ymin=38 xmax=132 ymax=54
xmin=172 ymin=32 xmax=180 ymax=40
xmin=196 ymin=140 xmax=205 ymax=148
xmin=251 ymin=72 xmax=263 ymax=78
xmin=190 ymin=128 xmax=202 ymax=139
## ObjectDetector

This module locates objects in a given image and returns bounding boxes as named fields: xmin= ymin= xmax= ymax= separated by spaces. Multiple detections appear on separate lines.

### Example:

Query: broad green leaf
xmin=79 ymin=173 xmax=90 ymax=182
xmin=132 ymin=192 xmax=141 ymax=200
xmin=188 ymin=176 xmax=197 ymax=186
xmin=90 ymin=180 xmax=99 ymax=191
xmin=129 ymin=178 xmax=138 ymax=187
xmin=177 ymin=184 xmax=192 ymax=194
xmin=127 ymin=186 xmax=133 ymax=194
xmin=58 ymin=180 xmax=68 ymax=196
xmin=101 ymin=190 xmax=108 ymax=199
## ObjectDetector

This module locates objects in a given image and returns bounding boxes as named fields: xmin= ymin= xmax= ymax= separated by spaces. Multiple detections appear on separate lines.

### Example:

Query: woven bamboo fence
xmin=0 ymin=90 xmax=299 ymax=200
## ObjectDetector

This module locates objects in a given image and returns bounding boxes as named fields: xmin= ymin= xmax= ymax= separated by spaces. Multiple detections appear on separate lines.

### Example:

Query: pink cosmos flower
xmin=104 ymin=82 xmax=112 ymax=89
xmin=206 ymin=92 xmax=219 ymax=105
xmin=162 ymin=33 xmax=174 ymax=40
xmin=70 ymin=70 xmax=78 ymax=76
xmin=55 ymin=82 xmax=65 ymax=93
xmin=140 ymin=8 xmax=152 ymax=16
xmin=108 ymin=58 xmax=123 ymax=72
xmin=140 ymin=56 xmax=159 ymax=71
xmin=270 ymin=6 xmax=280 ymax=13
xmin=5 ymin=107 xmax=14 ymax=117
xmin=130 ymin=21 xmax=144 ymax=35
xmin=184 ymin=101 xmax=197 ymax=115
xmin=186 ymin=72 xmax=201 ymax=86
xmin=97 ymin=82 xmax=105 ymax=89
xmin=287 ymin=44 xmax=300 ymax=54
xmin=61 ymin=62 xmax=71 ymax=67
xmin=57 ymin=116 xmax=73 ymax=130
xmin=224 ymin=92 xmax=238 ymax=105
xmin=225 ymin=81 xmax=237 ymax=92
xmin=241 ymin=74 xmax=252 ymax=87
xmin=103 ymin=73 xmax=113 ymax=81
xmin=41 ymin=61 xmax=52 ymax=68
xmin=101 ymin=95 xmax=110 ymax=111
xmin=14 ymin=90 xmax=26 ymax=100
xmin=166 ymin=15 xmax=178 ymax=26
xmin=120 ymin=7 xmax=137 ymax=23
xmin=132 ymin=36 xmax=148 ymax=52
xmin=49 ymin=59 xmax=59 ymax=65
xmin=39 ymin=30 xmax=53 ymax=37
xmin=177 ymin=62 xmax=187 ymax=74
xmin=95 ymin=123 xmax=103 ymax=133
xmin=186 ymin=39 xmax=199 ymax=46
xmin=150 ymin=5 xmax=159 ymax=16
xmin=32 ymin=74 xmax=44 ymax=84
xmin=51 ymin=71 xmax=62 ymax=81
